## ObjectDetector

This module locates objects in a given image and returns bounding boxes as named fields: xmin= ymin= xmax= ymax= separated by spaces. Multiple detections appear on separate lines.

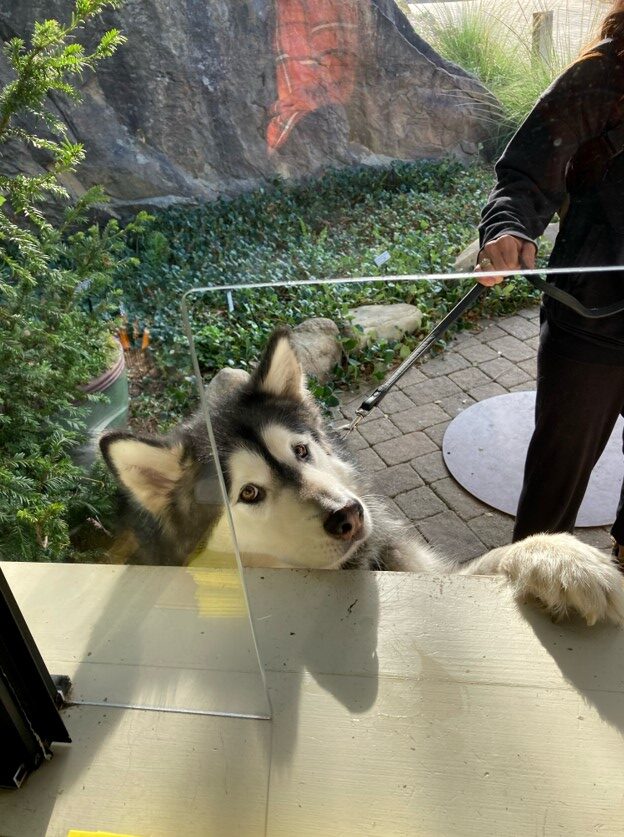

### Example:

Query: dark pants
xmin=512 ymin=330 xmax=624 ymax=544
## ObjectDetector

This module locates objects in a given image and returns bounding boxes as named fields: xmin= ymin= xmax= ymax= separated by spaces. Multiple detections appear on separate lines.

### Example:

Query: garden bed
xmin=119 ymin=160 xmax=541 ymax=433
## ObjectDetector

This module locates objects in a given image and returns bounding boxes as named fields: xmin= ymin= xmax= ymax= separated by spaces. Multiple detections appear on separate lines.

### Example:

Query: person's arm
xmin=477 ymin=46 xmax=624 ymax=285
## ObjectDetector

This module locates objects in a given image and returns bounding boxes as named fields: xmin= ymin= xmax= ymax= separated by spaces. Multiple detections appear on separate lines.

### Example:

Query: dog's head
xmin=100 ymin=328 xmax=372 ymax=568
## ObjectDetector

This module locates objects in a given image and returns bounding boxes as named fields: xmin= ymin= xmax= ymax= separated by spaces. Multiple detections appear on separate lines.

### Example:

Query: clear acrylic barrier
xmin=179 ymin=263 xmax=624 ymax=579
xmin=9 ymin=336 xmax=272 ymax=719
xmin=9 ymin=560 xmax=271 ymax=719
xmin=10 ymin=264 xmax=624 ymax=722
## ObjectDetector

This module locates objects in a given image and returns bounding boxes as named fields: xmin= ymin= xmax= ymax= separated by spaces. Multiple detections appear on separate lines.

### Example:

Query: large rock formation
xmin=0 ymin=1 xmax=498 ymax=212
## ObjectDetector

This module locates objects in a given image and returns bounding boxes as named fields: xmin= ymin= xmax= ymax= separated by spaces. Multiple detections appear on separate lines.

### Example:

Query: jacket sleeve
xmin=479 ymin=46 xmax=623 ymax=249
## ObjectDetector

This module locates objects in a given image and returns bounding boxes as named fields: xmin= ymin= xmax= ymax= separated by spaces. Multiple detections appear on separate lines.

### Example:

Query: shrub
xmin=0 ymin=1 xmax=148 ymax=561
xmin=417 ymin=0 xmax=601 ymax=150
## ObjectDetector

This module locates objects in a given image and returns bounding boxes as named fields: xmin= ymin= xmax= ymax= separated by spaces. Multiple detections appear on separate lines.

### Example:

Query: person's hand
xmin=475 ymin=235 xmax=537 ymax=286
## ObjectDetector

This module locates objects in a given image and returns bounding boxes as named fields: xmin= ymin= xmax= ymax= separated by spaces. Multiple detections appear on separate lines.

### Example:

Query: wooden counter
xmin=1 ymin=563 xmax=622 ymax=836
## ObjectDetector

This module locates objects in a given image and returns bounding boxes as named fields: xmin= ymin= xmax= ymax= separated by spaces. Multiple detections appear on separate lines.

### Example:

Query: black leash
xmin=342 ymin=282 xmax=486 ymax=434
xmin=342 ymin=269 xmax=624 ymax=435
xmin=524 ymin=273 xmax=624 ymax=319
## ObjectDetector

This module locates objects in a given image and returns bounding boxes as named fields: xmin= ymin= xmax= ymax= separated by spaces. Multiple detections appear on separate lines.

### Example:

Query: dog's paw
xmin=500 ymin=533 xmax=624 ymax=626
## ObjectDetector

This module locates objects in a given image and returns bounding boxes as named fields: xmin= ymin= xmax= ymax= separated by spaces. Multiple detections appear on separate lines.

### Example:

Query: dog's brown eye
xmin=294 ymin=444 xmax=309 ymax=461
xmin=239 ymin=484 xmax=264 ymax=504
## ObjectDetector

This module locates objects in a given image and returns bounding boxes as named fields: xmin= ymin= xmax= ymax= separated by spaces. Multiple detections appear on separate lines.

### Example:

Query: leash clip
xmin=340 ymin=392 xmax=381 ymax=438
xmin=341 ymin=408 xmax=367 ymax=438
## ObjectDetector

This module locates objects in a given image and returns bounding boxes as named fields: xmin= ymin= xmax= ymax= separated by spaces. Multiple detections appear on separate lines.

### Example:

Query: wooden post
xmin=532 ymin=11 xmax=554 ymax=63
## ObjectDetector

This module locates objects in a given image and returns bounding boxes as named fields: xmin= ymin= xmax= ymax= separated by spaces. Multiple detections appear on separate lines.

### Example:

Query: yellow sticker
xmin=67 ymin=831 xmax=143 ymax=837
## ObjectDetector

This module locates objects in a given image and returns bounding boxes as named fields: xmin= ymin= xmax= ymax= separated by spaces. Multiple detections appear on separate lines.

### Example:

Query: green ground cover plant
xmin=121 ymin=160 xmax=541 ymax=427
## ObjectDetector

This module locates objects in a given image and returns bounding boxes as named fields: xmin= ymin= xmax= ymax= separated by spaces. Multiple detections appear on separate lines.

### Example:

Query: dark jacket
xmin=479 ymin=38 xmax=624 ymax=362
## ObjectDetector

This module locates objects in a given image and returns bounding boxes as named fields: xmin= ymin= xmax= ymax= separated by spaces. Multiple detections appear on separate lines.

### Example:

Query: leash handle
xmin=524 ymin=271 xmax=624 ymax=319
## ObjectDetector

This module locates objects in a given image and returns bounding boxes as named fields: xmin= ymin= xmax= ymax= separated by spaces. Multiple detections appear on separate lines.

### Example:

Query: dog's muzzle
xmin=323 ymin=501 xmax=364 ymax=542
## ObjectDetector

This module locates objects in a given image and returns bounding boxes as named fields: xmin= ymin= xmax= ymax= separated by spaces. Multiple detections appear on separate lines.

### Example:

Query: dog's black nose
xmin=324 ymin=502 xmax=364 ymax=541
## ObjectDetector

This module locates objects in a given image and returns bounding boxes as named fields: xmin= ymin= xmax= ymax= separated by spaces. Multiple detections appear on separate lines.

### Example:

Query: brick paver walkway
xmin=340 ymin=306 xmax=613 ymax=559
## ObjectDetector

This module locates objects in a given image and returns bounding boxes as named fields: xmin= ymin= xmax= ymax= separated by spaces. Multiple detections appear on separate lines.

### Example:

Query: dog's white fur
xmin=103 ymin=332 xmax=624 ymax=626
xmin=242 ymin=333 xmax=624 ymax=625
xmin=460 ymin=533 xmax=624 ymax=626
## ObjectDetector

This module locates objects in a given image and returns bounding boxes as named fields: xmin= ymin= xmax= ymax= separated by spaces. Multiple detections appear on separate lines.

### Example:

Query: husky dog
xmin=101 ymin=328 xmax=624 ymax=626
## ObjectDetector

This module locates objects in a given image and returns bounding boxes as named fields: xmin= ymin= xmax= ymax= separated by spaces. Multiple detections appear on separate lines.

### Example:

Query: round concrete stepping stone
xmin=442 ymin=391 xmax=624 ymax=527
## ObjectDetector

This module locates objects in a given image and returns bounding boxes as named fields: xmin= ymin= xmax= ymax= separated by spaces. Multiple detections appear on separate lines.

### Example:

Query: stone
xmin=420 ymin=352 xmax=471 ymax=378
xmin=396 ymin=366 xmax=427 ymax=390
xmin=395 ymin=485 xmax=447 ymax=521
xmin=423 ymin=420 xmax=451 ymax=446
xmin=374 ymin=430 xmax=436 ymax=466
xmin=376 ymin=389 xmax=413 ymax=414
xmin=468 ymin=513 xmax=515 ymax=550
xmin=403 ymin=376 xmax=462 ymax=405
xmin=354 ymin=446 xmax=387 ymax=473
xmin=389 ymin=403 xmax=449 ymax=434
xmin=0 ymin=1 xmax=499 ymax=213
xmin=413 ymin=451 xmax=449 ymax=484
xmin=457 ymin=342 xmax=499 ymax=364
xmin=518 ymin=357 xmax=538 ymax=377
xmin=291 ymin=318 xmax=341 ymax=383
xmin=498 ymin=315 xmax=539 ymax=341
xmin=431 ymin=477 xmax=488 ymax=521
xmin=348 ymin=303 xmax=423 ymax=347
xmin=205 ymin=367 xmax=250 ymax=405
xmin=488 ymin=335 xmax=535 ymax=363
xmin=574 ymin=527 xmax=613 ymax=553
xmin=492 ymin=366 xmax=532 ymax=389
xmin=358 ymin=417 xmax=403 ymax=446
xmin=468 ymin=382 xmax=509 ymax=401
xmin=453 ymin=237 xmax=481 ymax=272
xmin=416 ymin=510 xmax=485 ymax=562
xmin=474 ymin=323 xmax=508 ymax=343
xmin=449 ymin=367 xmax=492 ymax=391
xmin=480 ymin=356 xmax=521 ymax=381
xmin=518 ymin=306 xmax=540 ymax=320
xmin=372 ymin=463 xmax=424 ymax=498
xmin=435 ymin=393 xmax=476 ymax=419
xmin=344 ymin=430 xmax=369 ymax=453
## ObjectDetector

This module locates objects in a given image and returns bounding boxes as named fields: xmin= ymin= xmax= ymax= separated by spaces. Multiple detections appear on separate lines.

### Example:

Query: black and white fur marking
xmin=101 ymin=328 xmax=624 ymax=626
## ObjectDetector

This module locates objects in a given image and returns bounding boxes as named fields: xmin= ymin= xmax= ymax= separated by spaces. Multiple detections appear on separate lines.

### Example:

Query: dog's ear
xmin=100 ymin=431 xmax=185 ymax=517
xmin=251 ymin=327 xmax=306 ymax=400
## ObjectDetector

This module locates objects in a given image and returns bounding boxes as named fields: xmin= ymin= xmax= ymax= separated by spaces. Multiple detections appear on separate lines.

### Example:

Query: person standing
xmin=476 ymin=1 xmax=624 ymax=561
